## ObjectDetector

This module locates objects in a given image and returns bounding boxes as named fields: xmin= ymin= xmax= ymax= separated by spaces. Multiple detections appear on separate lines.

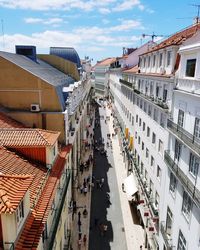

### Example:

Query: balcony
xmin=164 ymin=151 xmax=200 ymax=208
xmin=160 ymin=222 xmax=173 ymax=250
xmin=176 ymin=78 xmax=200 ymax=94
xmin=167 ymin=119 xmax=200 ymax=156
xmin=133 ymin=89 xmax=169 ymax=112
xmin=119 ymin=78 xmax=133 ymax=89
xmin=47 ymin=169 xmax=71 ymax=249
xmin=149 ymin=201 xmax=159 ymax=217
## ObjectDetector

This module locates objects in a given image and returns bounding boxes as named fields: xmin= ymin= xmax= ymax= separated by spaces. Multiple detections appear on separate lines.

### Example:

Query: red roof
xmin=0 ymin=112 xmax=25 ymax=129
xmin=142 ymin=23 xmax=200 ymax=55
xmin=123 ymin=65 xmax=139 ymax=73
xmin=96 ymin=57 xmax=116 ymax=66
xmin=15 ymin=146 xmax=71 ymax=249
xmin=0 ymin=128 xmax=60 ymax=147
xmin=0 ymin=174 xmax=33 ymax=214
xmin=0 ymin=147 xmax=48 ymax=207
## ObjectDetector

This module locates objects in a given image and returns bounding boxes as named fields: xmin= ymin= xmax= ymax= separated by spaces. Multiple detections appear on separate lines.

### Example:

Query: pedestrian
xmin=78 ymin=232 xmax=82 ymax=240
xmin=87 ymin=174 xmax=90 ymax=184
xmin=84 ymin=186 xmax=88 ymax=195
xmin=73 ymin=200 xmax=77 ymax=214
xmin=83 ymin=208 xmax=88 ymax=218
xmin=77 ymin=238 xmax=82 ymax=249
xmin=83 ymin=234 xmax=87 ymax=246
xmin=78 ymin=211 xmax=81 ymax=220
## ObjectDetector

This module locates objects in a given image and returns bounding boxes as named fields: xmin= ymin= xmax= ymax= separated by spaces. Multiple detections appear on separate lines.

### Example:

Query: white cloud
xmin=24 ymin=17 xmax=63 ymax=25
xmin=113 ymin=0 xmax=144 ymax=12
xmin=99 ymin=8 xmax=111 ymax=14
xmin=109 ymin=20 xmax=143 ymax=31
xmin=102 ymin=19 xmax=110 ymax=24
xmin=0 ymin=0 xmax=116 ymax=11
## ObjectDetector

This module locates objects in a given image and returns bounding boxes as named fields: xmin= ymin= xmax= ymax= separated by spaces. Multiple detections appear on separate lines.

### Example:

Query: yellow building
xmin=0 ymin=49 xmax=76 ymax=143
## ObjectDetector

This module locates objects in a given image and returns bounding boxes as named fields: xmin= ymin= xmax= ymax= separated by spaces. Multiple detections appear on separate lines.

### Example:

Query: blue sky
xmin=0 ymin=0 xmax=198 ymax=63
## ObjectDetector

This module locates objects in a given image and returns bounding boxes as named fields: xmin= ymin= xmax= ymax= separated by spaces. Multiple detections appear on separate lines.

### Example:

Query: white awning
xmin=124 ymin=173 xmax=138 ymax=201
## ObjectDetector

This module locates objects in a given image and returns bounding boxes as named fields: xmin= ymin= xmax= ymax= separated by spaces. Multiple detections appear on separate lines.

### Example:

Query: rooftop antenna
xmin=1 ymin=19 xmax=5 ymax=50
xmin=142 ymin=32 xmax=166 ymax=42
xmin=190 ymin=4 xmax=200 ymax=23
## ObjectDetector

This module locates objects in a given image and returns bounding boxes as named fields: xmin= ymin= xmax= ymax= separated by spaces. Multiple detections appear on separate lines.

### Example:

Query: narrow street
xmin=89 ymin=104 xmax=127 ymax=250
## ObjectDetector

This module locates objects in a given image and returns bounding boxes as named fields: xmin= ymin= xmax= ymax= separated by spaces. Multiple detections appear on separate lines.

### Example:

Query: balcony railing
xmin=167 ymin=119 xmax=200 ymax=156
xmin=47 ymin=170 xmax=71 ymax=250
xmin=119 ymin=78 xmax=133 ymax=88
xmin=164 ymin=151 xmax=200 ymax=208
xmin=160 ymin=222 xmax=173 ymax=250
xmin=176 ymin=78 xmax=200 ymax=94
xmin=133 ymin=89 xmax=169 ymax=112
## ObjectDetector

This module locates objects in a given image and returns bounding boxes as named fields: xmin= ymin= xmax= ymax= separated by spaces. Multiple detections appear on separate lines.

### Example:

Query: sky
xmin=0 ymin=0 xmax=199 ymax=64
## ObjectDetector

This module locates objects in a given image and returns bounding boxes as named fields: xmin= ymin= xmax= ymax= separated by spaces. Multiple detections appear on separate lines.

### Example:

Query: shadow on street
xmin=89 ymin=105 xmax=113 ymax=250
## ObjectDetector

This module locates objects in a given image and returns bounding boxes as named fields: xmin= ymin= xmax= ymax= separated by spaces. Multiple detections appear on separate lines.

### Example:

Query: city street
xmin=89 ymin=105 xmax=127 ymax=250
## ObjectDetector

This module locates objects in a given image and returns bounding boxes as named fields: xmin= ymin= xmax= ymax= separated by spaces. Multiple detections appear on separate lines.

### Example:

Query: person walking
xmin=83 ymin=234 xmax=87 ymax=247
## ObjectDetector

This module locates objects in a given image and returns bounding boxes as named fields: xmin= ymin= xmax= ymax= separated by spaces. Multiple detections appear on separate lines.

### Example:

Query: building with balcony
xmin=163 ymin=30 xmax=200 ymax=250
xmin=0 ymin=113 xmax=72 ymax=250
xmin=107 ymin=23 xmax=200 ymax=250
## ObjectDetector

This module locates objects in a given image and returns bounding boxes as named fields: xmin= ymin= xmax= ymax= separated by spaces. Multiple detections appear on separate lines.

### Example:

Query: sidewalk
xmin=99 ymin=102 xmax=145 ymax=250
xmin=71 ymin=111 xmax=94 ymax=250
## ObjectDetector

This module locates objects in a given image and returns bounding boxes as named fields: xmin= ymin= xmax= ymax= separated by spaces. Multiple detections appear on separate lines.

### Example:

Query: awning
xmin=124 ymin=173 xmax=138 ymax=201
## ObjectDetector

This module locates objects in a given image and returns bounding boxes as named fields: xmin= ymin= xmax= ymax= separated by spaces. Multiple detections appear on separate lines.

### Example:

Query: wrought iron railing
xmin=164 ymin=151 xmax=200 ymax=208
xmin=119 ymin=78 xmax=133 ymax=88
xmin=47 ymin=170 xmax=71 ymax=250
xmin=167 ymin=119 xmax=200 ymax=155
xmin=160 ymin=222 xmax=173 ymax=250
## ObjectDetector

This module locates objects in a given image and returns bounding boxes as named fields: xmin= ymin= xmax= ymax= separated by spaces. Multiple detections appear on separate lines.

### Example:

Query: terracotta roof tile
xmin=0 ymin=174 xmax=33 ymax=214
xmin=0 ymin=147 xmax=48 ymax=207
xmin=142 ymin=23 xmax=200 ymax=55
xmin=0 ymin=128 xmax=60 ymax=147
xmin=123 ymin=65 xmax=139 ymax=73
xmin=96 ymin=57 xmax=116 ymax=66
xmin=0 ymin=112 xmax=25 ymax=128
xmin=15 ymin=147 xmax=70 ymax=249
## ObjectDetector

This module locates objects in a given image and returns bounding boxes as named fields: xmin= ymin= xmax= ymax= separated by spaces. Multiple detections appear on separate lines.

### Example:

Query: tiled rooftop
xmin=0 ymin=112 xmax=25 ymax=129
xmin=15 ymin=145 xmax=71 ymax=250
xmin=0 ymin=174 xmax=33 ymax=214
xmin=0 ymin=147 xmax=48 ymax=207
xmin=0 ymin=128 xmax=60 ymax=147
xmin=96 ymin=57 xmax=116 ymax=66
xmin=142 ymin=23 xmax=200 ymax=55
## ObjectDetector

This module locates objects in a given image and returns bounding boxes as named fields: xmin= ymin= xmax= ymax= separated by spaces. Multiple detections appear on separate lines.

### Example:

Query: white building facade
xmin=108 ymin=23 xmax=200 ymax=250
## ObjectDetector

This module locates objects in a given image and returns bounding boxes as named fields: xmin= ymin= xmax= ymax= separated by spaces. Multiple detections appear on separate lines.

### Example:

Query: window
xmin=142 ymin=142 xmax=144 ymax=150
xmin=175 ymin=140 xmax=182 ymax=161
xmin=143 ymin=57 xmax=146 ymax=67
xmin=151 ymin=156 xmax=155 ymax=168
xmin=194 ymin=117 xmax=200 ymax=138
xmin=186 ymin=58 xmax=196 ymax=77
xmin=146 ymin=148 xmax=149 ymax=159
xmin=156 ymin=165 xmax=161 ymax=181
xmin=53 ymin=146 xmax=56 ymax=156
xmin=148 ymin=105 xmax=152 ymax=116
xmin=147 ymin=127 xmax=150 ymax=137
xmin=159 ymin=53 xmax=163 ymax=66
xmin=136 ymin=115 xmax=138 ymax=123
xmin=16 ymin=200 xmax=24 ymax=225
xmin=143 ymin=122 xmax=146 ymax=131
xmin=155 ymin=191 xmax=159 ymax=208
xmin=167 ymin=51 xmax=171 ymax=66
xmin=166 ymin=207 xmax=173 ymax=236
xmin=135 ymin=131 xmax=137 ymax=139
xmin=132 ymin=116 xmax=134 ymax=125
xmin=177 ymin=230 xmax=187 ymax=250
xmin=160 ymin=113 xmax=166 ymax=128
xmin=141 ymin=162 xmax=144 ymax=175
xmin=189 ymin=153 xmax=199 ymax=177
xmin=140 ymin=99 xmax=143 ymax=109
xmin=152 ymin=132 xmax=156 ymax=144
xmin=169 ymin=172 xmax=177 ymax=195
xmin=182 ymin=191 xmax=192 ymax=220
xmin=153 ymin=108 xmax=158 ymax=122
xmin=139 ymin=118 xmax=141 ymax=126
xmin=138 ymin=136 xmax=141 ymax=144
xmin=144 ymin=170 xmax=148 ymax=181
xmin=144 ymin=102 xmax=147 ymax=112
xmin=178 ymin=109 xmax=184 ymax=127
xmin=158 ymin=139 xmax=163 ymax=155
xmin=148 ymin=56 xmax=150 ymax=67
xmin=137 ymin=97 xmax=139 ymax=106
xmin=153 ymin=55 xmax=156 ymax=67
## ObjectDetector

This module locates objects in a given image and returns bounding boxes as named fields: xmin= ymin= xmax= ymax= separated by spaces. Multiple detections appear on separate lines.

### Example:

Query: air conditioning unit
xmin=31 ymin=104 xmax=40 ymax=112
